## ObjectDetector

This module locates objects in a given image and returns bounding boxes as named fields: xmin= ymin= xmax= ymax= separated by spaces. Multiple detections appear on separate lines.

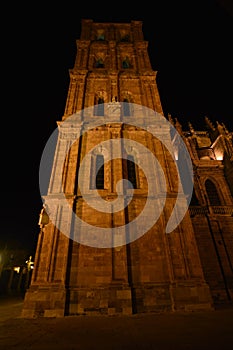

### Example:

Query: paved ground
xmin=0 ymin=295 xmax=233 ymax=350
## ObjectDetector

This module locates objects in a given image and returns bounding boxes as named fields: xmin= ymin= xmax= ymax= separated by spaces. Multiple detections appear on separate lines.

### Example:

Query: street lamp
xmin=25 ymin=256 xmax=34 ymax=290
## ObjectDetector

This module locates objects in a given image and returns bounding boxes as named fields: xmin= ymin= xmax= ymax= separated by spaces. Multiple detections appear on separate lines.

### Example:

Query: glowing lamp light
xmin=26 ymin=256 xmax=34 ymax=270
xmin=13 ymin=266 xmax=20 ymax=273
xmin=215 ymin=151 xmax=223 ymax=161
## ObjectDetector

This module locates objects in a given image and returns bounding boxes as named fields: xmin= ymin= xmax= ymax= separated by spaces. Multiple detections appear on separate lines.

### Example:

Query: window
xmin=122 ymin=57 xmax=130 ymax=69
xmin=95 ymin=58 xmax=104 ymax=68
xmin=94 ymin=97 xmax=104 ymax=116
xmin=205 ymin=179 xmax=221 ymax=205
xmin=123 ymin=99 xmax=130 ymax=116
xmin=95 ymin=155 xmax=104 ymax=189
xmin=120 ymin=34 xmax=130 ymax=42
xmin=120 ymin=30 xmax=130 ymax=42
xmin=96 ymin=30 xmax=105 ymax=41
xmin=127 ymin=155 xmax=137 ymax=189
xmin=97 ymin=34 xmax=105 ymax=40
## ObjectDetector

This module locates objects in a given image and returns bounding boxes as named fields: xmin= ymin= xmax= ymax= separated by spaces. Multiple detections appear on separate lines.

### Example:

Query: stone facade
xmin=21 ymin=20 xmax=233 ymax=318
xmin=179 ymin=118 xmax=233 ymax=305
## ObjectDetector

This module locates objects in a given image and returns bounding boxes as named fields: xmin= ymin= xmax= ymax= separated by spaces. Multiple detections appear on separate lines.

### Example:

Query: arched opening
xmin=94 ymin=58 xmax=104 ymax=68
xmin=96 ymin=29 xmax=105 ymax=41
xmin=127 ymin=154 xmax=137 ymax=189
xmin=205 ymin=179 xmax=221 ymax=205
xmin=95 ymin=154 xmax=104 ymax=189
xmin=94 ymin=97 xmax=104 ymax=116
xmin=123 ymin=99 xmax=130 ymax=116
xmin=120 ymin=34 xmax=130 ymax=42
xmin=122 ymin=57 xmax=130 ymax=69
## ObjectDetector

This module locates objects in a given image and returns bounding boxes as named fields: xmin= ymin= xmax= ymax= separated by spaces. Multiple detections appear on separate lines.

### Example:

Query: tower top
xmin=80 ymin=19 xmax=144 ymax=41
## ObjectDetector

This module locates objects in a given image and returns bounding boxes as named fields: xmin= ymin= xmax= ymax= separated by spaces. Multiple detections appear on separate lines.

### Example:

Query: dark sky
xmin=1 ymin=1 xmax=232 ymax=253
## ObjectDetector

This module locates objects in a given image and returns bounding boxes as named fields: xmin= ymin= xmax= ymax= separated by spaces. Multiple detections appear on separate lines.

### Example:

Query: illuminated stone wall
xmin=21 ymin=20 xmax=233 ymax=318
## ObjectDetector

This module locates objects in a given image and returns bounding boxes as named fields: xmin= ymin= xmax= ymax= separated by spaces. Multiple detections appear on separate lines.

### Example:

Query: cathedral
xmin=21 ymin=19 xmax=233 ymax=317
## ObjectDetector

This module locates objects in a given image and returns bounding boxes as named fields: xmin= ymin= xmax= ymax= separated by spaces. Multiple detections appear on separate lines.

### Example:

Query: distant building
xmin=22 ymin=20 xmax=233 ymax=318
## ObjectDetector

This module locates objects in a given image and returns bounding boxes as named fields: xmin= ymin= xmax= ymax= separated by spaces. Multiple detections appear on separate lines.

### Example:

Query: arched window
xmin=123 ymin=99 xmax=130 ymax=116
xmin=120 ymin=34 xmax=130 ymax=42
xmin=95 ymin=155 xmax=104 ymax=189
xmin=94 ymin=97 xmax=104 ymax=116
xmin=205 ymin=179 xmax=221 ymax=205
xmin=96 ymin=30 xmax=105 ymax=41
xmin=95 ymin=58 xmax=104 ymax=68
xmin=127 ymin=155 xmax=137 ymax=189
xmin=97 ymin=34 xmax=105 ymax=40
xmin=122 ymin=57 xmax=130 ymax=69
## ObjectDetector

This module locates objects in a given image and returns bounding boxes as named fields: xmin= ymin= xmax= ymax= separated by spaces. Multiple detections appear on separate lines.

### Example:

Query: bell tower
xmin=22 ymin=19 xmax=213 ymax=317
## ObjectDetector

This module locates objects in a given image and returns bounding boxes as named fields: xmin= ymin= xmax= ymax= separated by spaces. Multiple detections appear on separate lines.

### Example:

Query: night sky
xmin=1 ymin=1 xmax=232 ymax=254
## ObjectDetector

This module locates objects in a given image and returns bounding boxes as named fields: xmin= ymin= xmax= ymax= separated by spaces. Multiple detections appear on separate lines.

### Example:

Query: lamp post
xmin=25 ymin=256 xmax=33 ymax=290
